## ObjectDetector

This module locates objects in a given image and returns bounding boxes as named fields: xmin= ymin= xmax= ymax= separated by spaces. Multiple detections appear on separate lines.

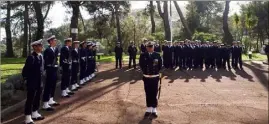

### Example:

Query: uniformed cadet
xmin=140 ymin=39 xmax=147 ymax=53
xmin=231 ymin=41 xmax=237 ymax=69
xmin=185 ymin=40 xmax=193 ymax=69
xmin=60 ymin=38 xmax=74 ymax=98
xmin=139 ymin=41 xmax=162 ymax=119
xmin=196 ymin=40 xmax=204 ymax=69
xmin=163 ymin=41 xmax=173 ymax=69
xmin=42 ymin=35 xmax=59 ymax=111
xmin=178 ymin=41 xmax=185 ymax=69
xmin=79 ymin=41 xmax=87 ymax=85
xmin=91 ymin=43 xmax=97 ymax=78
xmin=86 ymin=42 xmax=94 ymax=80
xmin=216 ymin=42 xmax=223 ymax=69
xmin=204 ymin=41 xmax=211 ymax=69
xmin=114 ymin=42 xmax=123 ymax=69
xmin=237 ymin=41 xmax=243 ymax=70
xmin=154 ymin=41 xmax=161 ymax=53
xmin=210 ymin=41 xmax=218 ymax=69
xmin=70 ymin=41 xmax=80 ymax=91
xmin=22 ymin=39 xmax=45 ymax=124
xmin=173 ymin=41 xmax=179 ymax=68
xmin=221 ymin=44 xmax=231 ymax=70
xmin=128 ymin=41 xmax=137 ymax=69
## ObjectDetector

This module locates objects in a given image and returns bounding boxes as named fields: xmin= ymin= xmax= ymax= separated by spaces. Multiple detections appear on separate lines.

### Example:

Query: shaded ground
xmin=2 ymin=61 xmax=268 ymax=124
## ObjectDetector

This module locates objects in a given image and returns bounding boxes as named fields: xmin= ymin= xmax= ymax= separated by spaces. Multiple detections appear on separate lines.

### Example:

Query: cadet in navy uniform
xmin=204 ymin=41 xmax=211 ymax=69
xmin=173 ymin=41 xmax=180 ymax=68
xmin=60 ymin=38 xmax=74 ymax=98
xmin=79 ymin=41 xmax=87 ymax=85
xmin=70 ymin=41 xmax=80 ymax=91
xmin=42 ymin=35 xmax=59 ymax=111
xmin=154 ymin=42 xmax=161 ymax=53
xmin=140 ymin=39 xmax=147 ymax=53
xmin=221 ymin=44 xmax=231 ymax=70
xmin=86 ymin=42 xmax=94 ymax=81
xmin=128 ymin=41 xmax=137 ymax=69
xmin=231 ymin=41 xmax=237 ymax=69
xmin=91 ymin=43 xmax=97 ymax=78
xmin=237 ymin=41 xmax=243 ymax=70
xmin=139 ymin=41 xmax=162 ymax=119
xmin=178 ymin=41 xmax=185 ymax=69
xmin=22 ymin=39 xmax=45 ymax=124
xmin=114 ymin=42 xmax=123 ymax=69
xmin=163 ymin=41 xmax=173 ymax=69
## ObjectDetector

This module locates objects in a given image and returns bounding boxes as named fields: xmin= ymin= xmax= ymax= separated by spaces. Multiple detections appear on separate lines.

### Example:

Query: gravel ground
xmin=2 ymin=61 xmax=268 ymax=124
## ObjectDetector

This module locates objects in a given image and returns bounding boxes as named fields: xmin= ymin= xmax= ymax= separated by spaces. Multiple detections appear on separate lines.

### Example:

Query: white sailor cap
xmin=80 ymin=41 xmax=86 ymax=44
xmin=64 ymin=38 xmax=72 ymax=42
xmin=87 ymin=42 xmax=93 ymax=46
xmin=47 ymin=35 xmax=56 ymax=41
xmin=237 ymin=41 xmax=241 ymax=43
xmin=146 ymin=41 xmax=155 ymax=47
xmin=117 ymin=42 xmax=120 ymax=44
xmin=166 ymin=41 xmax=172 ymax=43
xmin=73 ymin=41 xmax=80 ymax=43
xmin=92 ymin=43 xmax=96 ymax=47
xmin=31 ymin=39 xmax=43 ymax=46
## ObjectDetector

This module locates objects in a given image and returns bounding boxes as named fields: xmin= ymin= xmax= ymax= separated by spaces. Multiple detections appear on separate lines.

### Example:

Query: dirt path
xmin=2 ymin=62 xmax=268 ymax=124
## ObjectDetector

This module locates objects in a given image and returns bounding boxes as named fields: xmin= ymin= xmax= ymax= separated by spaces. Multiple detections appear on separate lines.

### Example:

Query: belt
xmin=47 ymin=65 xmax=58 ymax=67
xmin=143 ymin=74 xmax=159 ymax=78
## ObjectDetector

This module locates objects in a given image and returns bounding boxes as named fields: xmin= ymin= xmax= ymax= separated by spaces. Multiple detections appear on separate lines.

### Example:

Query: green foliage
xmin=192 ymin=31 xmax=218 ymax=42
xmin=0 ymin=44 xmax=6 ymax=55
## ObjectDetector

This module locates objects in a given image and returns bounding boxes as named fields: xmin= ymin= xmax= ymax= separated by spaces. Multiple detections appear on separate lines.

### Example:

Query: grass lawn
xmin=1 ymin=58 xmax=25 ymax=83
xmin=242 ymin=53 xmax=267 ymax=61
xmin=1 ymin=53 xmax=266 ymax=83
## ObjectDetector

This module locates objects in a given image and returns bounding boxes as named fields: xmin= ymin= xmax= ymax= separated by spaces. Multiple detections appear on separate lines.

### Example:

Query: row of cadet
xmin=139 ymin=39 xmax=244 ymax=70
xmin=22 ymin=35 xmax=98 ymax=124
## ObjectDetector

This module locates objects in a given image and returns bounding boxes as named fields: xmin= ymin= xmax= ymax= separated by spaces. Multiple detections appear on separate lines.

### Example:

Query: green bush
xmin=192 ymin=31 xmax=218 ymax=42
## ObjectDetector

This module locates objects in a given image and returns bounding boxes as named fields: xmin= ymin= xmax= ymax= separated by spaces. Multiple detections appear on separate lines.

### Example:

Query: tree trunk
xmin=5 ymin=1 xmax=14 ymax=57
xmin=156 ymin=1 xmax=171 ymax=41
xmin=70 ymin=2 xmax=80 ymax=41
xmin=115 ymin=3 xmax=122 ymax=44
xmin=223 ymin=1 xmax=234 ymax=45
xmin=174 ymin=1 xmax=192 ymax=39
xmin=22 ymin=2 xmax=29 ymax=57
xmin=150 ymin=1 xmax=155 ymax=34
xmin=33 ymin=2 xmax=44 ymax=41
xmin=28 ymin=19 xmax=31 ymax=55
xmin=163 ymin=1 xmax=171 ymax=41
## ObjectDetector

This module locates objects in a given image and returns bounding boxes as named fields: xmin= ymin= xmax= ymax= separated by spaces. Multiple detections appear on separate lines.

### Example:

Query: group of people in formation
xmin=22 ymin=35 xmax=98 ymax=124
xmin=114 ymin=39 xmax=244 ymax=71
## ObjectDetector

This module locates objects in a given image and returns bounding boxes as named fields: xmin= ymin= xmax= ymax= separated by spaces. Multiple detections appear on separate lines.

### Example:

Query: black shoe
xmin=68 ymin=92 xmax=75 ymax=95
xmin=144 ymin=112 xmax=151 ymax=118
xmin=42 ymin=107 xmax=54 ymax=111
xmin=76 ymin=86 xmax=81 ymax=89
xmin=49 ymin=102 xmax=60 ymax=106
xmin=32 ymin=116 xmax=45 ymax=121
xmin=151 ymin=112 xmax=158 ymax=119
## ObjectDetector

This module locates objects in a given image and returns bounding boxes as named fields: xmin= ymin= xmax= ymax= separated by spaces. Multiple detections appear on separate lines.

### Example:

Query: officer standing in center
xmin=128 ymin=41 xmax=137 ymax=69
xmin=114 ymin=42 xmax=123 ymax=69
xmin=139 ymin=41 xmax=162 ymax=119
